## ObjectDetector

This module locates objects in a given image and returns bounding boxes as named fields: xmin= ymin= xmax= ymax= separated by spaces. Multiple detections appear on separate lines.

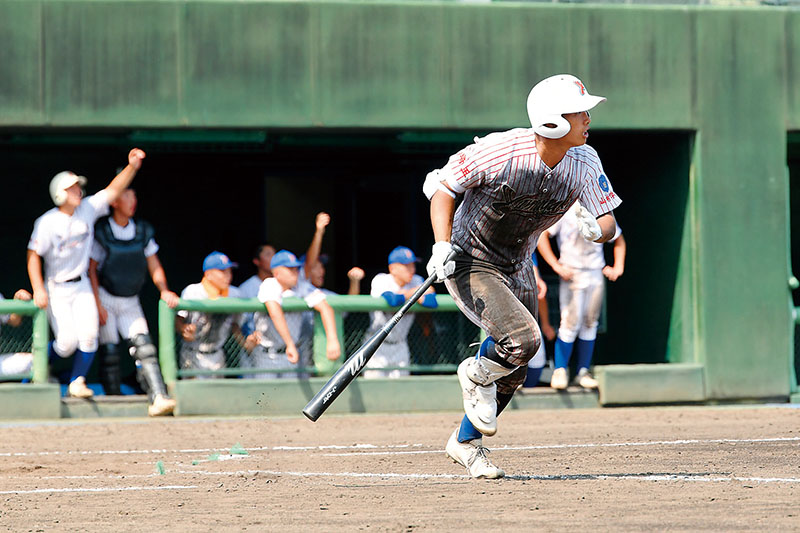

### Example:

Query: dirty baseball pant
xmin=444 ymin=254 xmax=541 ymax=394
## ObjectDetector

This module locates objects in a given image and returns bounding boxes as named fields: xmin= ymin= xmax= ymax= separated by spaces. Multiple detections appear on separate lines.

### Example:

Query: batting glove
xmin=427 ymin=241 xmax=456 ymax=283
xmin=575 ymin=204 xmax=603 ymax=242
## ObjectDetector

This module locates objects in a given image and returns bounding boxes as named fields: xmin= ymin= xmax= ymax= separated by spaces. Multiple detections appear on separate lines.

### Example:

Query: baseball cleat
xmin=148 ymin=395 xmax=177 ymax=417
xmin=445 ymin=428 xmax=504 ymax=479
xmin=67 ymin=376 xmax=94 ymax=399
xmin=550 ymin=367 xmax=568 ymax=390
xmin=457 ymin=358 xmax=498 ymax=436
xmin=574 ymin=368 xmax=599 ymax=389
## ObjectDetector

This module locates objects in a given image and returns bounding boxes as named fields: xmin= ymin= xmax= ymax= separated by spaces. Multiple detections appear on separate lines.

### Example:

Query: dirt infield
xmin=1 ymin=406 xmax=798 ymax=532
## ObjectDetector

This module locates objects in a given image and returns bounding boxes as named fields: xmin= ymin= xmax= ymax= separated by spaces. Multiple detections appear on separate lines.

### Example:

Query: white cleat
xmin=550 ymin=367 xmax=568 ymax=390
xmin=446 ymin=429 xmax=505 ymax=479
xmin=574 ymin=368 xmax=599 ymax=389
xmin=457 ymin=358 xmax=498 ymax=436
xmin=148 ymin=395 xmax=177 ymax=417
xmin=68 ymin=376 xmax=94 ymax=399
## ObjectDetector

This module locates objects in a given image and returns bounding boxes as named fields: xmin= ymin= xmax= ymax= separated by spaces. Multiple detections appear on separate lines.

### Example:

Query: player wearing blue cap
xmin=249 ymin=250 xmax=341 ymax=377
xmin=363 ymin=246 xmax=437 ymax=379
xmin=177 ymin=252 xmax=257 ymax=377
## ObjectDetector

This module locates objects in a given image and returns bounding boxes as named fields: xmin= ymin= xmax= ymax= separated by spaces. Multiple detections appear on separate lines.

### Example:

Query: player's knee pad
xmin=130 ymin=334 xmax=157 ymax=363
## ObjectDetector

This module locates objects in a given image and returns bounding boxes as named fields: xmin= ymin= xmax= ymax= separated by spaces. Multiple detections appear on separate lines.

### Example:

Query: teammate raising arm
xmin=424 ymin=75 xmax=620 ymax=479
xmin=27 ymin=149 xmax=146 ymax=398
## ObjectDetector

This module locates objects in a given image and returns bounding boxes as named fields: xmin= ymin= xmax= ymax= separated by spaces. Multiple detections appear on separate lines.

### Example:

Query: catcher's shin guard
xmin=130 ymin=334 xmax=168 ymax=399
xmin=99 ymin=343 xmax=122 ymax=395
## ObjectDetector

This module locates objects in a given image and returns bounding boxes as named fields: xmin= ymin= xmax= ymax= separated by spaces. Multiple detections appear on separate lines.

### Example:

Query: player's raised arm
xmin=105 ymin=148 xmax=146 ymax=203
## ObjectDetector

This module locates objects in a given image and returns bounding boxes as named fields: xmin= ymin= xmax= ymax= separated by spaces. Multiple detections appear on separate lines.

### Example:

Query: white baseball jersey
xmin=90 ymin=218 xmax=159 ymax=265
xmin=28 ymin=190 xmax=110 ymax=282
xmin=438 ymin=128 xmax=621 ymax=267
xmin=545 ymin=203 xmax=622 ymax=271
xmin=255 ymin=278 xmax=325 ymax=352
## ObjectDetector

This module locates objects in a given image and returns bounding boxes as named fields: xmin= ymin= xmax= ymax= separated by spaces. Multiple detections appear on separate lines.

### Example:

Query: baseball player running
xmin=88 ymin=187 xmax=179 ymax=416
xmin=424 ymin=74 xmax=621 ymax=478
xmin=537 ymin=203 xmax=626 ymax=389
xmin=27 ymin=149 xmax=146 ymax=398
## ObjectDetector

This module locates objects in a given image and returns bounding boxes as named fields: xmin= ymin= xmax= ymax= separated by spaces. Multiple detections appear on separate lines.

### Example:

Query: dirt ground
xmin=0 ymin=405 xmax=799 ymax=532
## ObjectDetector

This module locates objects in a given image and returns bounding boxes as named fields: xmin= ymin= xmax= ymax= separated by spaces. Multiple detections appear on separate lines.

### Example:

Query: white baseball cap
xmin=526 ymin=74 xmax=606 ymax=139
xmin=49 ymin=171 xmax=87 ymax=206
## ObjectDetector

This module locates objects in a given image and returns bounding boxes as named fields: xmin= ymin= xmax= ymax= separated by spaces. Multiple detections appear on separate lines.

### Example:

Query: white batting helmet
xmin=49 ymin=171 xmax=87 ymax=206
xmin=526 ymin=74 xmax=606 ymax=139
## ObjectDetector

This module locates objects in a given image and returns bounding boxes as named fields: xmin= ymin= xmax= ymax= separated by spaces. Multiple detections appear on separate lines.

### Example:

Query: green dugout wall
xmin=0 ymin=0 xmax=798 ymax=402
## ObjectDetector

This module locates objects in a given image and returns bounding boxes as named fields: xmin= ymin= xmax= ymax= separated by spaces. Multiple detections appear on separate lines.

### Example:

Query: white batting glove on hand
xmin=575 ymin=204 xmax=602 ymax=242
xmin=426 ymin=241 xmax=456 ymax=283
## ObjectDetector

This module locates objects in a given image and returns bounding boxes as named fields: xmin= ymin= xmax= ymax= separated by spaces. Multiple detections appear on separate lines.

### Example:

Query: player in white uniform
xmin=537 ymin=202 xmax=626 ymax=389
xmin=0 ymin=290 xmax=34 ymax=378
xmin=363 ymin=246 xmax=437 ymax=379
xmin=425 ymin=75 xmax=621 ymax=478
xmin=88 ymin=188 xmax=179 ymax=416
xmin=27 ymin=149 xmax=146 ymax=398
xmin=249 ymin=250 xmax=341 ymax=378
xmin=177 ymin=252 xmax=255 ymax=378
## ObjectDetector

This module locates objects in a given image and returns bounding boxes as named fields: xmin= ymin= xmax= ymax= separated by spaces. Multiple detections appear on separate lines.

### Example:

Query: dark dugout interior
xmin=0 ymin=129 xmax=689 ymax=367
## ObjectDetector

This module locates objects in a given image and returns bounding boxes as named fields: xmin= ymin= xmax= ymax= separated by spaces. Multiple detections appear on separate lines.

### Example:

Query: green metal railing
xmin=159 ymin=295 xmax=479 ymax=386
xmin=0 ymin=300 xmax=49 ymax=383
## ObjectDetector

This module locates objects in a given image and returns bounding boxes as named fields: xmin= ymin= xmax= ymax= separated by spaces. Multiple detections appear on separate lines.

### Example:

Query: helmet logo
xmin=574 ymin=80 xmax=586 ymax=95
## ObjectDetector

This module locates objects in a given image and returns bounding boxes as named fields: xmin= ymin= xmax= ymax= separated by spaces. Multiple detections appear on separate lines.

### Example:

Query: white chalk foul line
xmin=1 ymin=436 xmax=797 ymax=460
xmin=0 ymin=485 xmax=198 ymax=495
xmin=0 ymin=443 xmax=422 ymax=458
xmin=172 ymin=469 xmax=800 ymax=484
xmin=322 ymin=436 xmax=800 ymax=457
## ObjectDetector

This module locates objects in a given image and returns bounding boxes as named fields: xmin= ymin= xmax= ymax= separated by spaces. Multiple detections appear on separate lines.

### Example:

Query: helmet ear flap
xmin=533 ymin=114 xmax=571 ymax=139
xmin=53 ymin=189 xmax=67 ymax=206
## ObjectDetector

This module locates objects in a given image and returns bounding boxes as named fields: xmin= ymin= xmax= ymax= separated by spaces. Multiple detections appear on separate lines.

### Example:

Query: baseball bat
xmin=302 ymin=248 xmax=458 ymax=422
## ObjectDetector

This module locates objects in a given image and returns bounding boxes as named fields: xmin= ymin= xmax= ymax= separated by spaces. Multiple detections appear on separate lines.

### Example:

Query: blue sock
xmin=554 ymin=338 xmax=574 ymax=369
xmin=69 ymin=349 xmax=95 ymax=382
xmin=457 ymin=415 xmax=484 ymax=442
xmin=575 ymin=338 xmax=595 ymax=371
xmin=476 ymin=336 xmax=495 ymax=359
xmin=523 ymin=366 xmax=544 ymax=387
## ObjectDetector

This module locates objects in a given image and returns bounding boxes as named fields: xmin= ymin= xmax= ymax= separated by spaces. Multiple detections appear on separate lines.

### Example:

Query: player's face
xmin=562 ymin=111 xmax=592 ymax=147
xmin=205 ymin=268 xmax=232 ymax=291
xmin=308 ymin=260 xmax=326 ymax=288
xmin=112 ymin=189 xmax=137 ymax=218
xmin=389 ymin=262 xmax=415 ymax=286
xmin=274 ymin=266 xmax=299 ymax=290
xmin=254 ymin=245 xmax=276 ymax=276
xmin=63 ymin=183 xmax=83 ymax=208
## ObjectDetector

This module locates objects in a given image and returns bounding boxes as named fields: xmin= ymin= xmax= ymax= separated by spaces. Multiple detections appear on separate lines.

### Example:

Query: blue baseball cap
xmin=271 ymin=250 xmax=304 ymax=269
xmin=388 ymin=246 xmax=419 ymax=265
xmin=203 ymin=251 xmax=238 ymax=272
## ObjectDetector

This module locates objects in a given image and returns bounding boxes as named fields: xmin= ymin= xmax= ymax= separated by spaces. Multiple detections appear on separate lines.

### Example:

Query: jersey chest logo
xmin=490 ymin=183 xmax=573 ymax=219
